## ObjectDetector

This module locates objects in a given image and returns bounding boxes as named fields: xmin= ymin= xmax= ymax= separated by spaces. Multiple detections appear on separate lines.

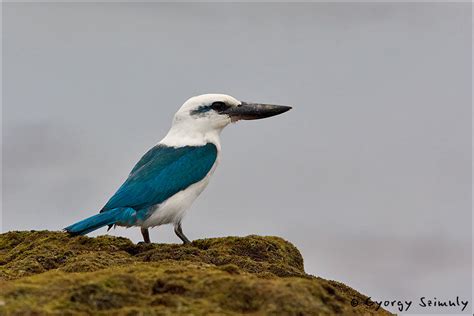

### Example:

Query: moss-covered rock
xmin=0 ymin=231 xmax=392 ymax=315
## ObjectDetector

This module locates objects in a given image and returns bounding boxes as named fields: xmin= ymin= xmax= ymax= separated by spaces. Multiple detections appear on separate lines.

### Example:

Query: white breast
xmin=141 ymin=158 xmax=219 ymax=228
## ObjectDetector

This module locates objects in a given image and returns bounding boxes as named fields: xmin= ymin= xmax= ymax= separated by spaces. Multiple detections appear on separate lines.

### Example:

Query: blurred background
xmin=2 ymin=3 xmax=471 ymax=313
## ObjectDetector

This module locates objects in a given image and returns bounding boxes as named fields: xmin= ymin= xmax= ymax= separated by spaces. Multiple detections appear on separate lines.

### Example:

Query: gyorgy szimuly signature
xmin=351 ymin=296 xmax=470 ymax=312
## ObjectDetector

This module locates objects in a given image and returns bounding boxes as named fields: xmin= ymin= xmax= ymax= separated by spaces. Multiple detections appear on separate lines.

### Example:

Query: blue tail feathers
xmin=64 ymin=208 xmax=138 ymax=235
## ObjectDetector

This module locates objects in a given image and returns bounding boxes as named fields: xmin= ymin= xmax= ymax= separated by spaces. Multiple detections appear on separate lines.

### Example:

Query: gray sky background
xmin=2 ymin=3 xmax=472 ymax=314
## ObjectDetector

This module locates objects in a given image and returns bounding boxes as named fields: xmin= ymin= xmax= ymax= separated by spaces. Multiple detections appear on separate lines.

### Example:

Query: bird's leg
xmin=174 ymin=222 xmax=191 ymax=245
xmin=141 ymin=227 xmax=151 ymax=243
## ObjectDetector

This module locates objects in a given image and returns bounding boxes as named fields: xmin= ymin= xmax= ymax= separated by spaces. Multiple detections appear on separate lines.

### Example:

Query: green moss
xmin=0 ymin=231 xmax=392 ymax=315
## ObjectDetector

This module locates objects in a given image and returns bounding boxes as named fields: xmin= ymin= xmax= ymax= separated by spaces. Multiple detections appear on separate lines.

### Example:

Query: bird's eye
xmin=210 ymin=101 xmax=230 ymax=112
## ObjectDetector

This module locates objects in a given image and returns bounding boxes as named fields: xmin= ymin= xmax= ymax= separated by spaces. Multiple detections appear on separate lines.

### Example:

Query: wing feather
xmin=101 ymin=144 xmax=217 ymax=212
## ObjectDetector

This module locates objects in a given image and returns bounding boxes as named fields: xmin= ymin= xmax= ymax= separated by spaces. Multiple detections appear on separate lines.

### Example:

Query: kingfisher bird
xmin=65 ymin=94 xmax=292 ymax=244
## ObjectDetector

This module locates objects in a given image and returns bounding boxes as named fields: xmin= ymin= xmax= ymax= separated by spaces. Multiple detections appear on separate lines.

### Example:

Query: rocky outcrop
xmin=0 ymin=231 xmax=391 ymax=315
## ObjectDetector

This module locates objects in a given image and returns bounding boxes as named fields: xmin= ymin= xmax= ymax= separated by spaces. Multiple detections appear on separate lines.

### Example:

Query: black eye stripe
xmin=211 ymin=101 xmax=230 ymax=112
xmin=190 ymin=101 xmax=232 ymax=116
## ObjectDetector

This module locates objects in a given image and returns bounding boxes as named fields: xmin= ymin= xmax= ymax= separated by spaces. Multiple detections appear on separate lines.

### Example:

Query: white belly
xmin=141 ymin=161 xmax=217 ymax=228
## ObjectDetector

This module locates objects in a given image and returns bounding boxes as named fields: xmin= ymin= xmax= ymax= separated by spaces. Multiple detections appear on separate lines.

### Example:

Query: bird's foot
xmin=174 ymin=223 xmax=191 ymax=245
xmin=141 ymin=227 xmax=151 ymax=243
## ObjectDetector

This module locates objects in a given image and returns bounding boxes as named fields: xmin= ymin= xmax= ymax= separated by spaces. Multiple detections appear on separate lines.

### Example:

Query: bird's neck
xmin=159 ymin=122 xmax=223 ymax=150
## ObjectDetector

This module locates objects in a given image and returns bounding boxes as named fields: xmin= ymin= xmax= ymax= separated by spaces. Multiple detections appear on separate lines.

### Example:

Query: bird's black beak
xmin=223 ymin=102 xmax=292 ymax=121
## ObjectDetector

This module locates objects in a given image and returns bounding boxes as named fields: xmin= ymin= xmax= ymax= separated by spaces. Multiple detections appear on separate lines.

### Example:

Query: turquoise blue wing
xmin=101 ymin=143 xmax=217 ymax=212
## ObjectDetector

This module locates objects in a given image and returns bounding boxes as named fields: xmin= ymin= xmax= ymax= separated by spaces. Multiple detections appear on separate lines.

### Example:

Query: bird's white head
xmin=174 ymin=94 xmax=240 ymax=131
xmin=162 ymin=93 xmax=292 ymax=147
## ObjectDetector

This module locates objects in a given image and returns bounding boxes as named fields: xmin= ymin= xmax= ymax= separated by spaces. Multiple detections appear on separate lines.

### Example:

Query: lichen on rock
xmin=0 ymin=231 xmax=392 ymax=315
